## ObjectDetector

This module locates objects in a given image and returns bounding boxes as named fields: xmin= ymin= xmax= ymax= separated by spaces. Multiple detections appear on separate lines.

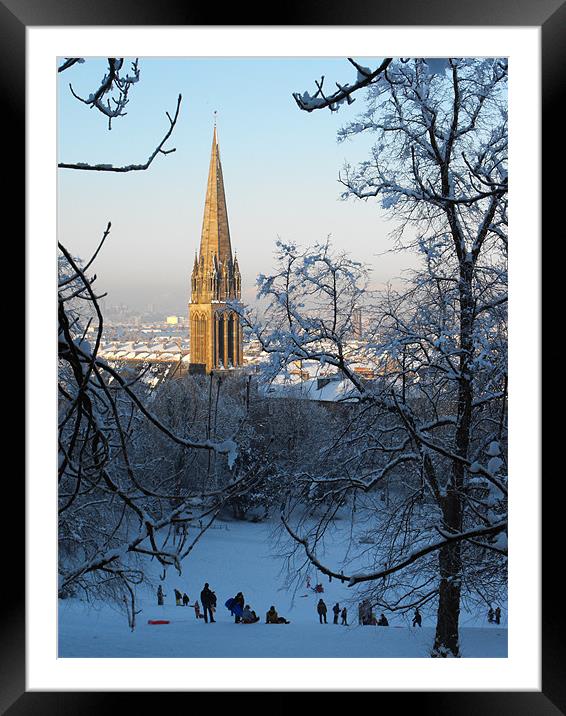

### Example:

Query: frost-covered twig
xmin=68 ymin=58 xmax=140 ymax=128
xmin=293 ymin=58 xmax=392 ymax=113
xmin=59 ymin=94 xmax=182 ymax=172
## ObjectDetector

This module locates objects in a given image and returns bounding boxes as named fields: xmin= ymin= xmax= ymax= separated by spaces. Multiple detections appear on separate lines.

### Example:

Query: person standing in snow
xmin=377 ymin=613 xmax=389 ymax=626
xmin=332 ymin=602 xmax=340 ymax=624
xmin=157 ymin=584 xmax=165 ymax=606
xmin=182 ymin=592 xmax=190 ymax=607
xmin=200 ymin=583 xmax=216 ymax=623
xmin=317 ymin=598 xmax=328 ymax=624
xmin=494 ymin=607 xmax=501 ymax=625
xmin=487 ymin=607 xmax=495 ymax=623
xmin=412 ymin=607 xmax=422 ymax=627
xmin=341 ymin=607 xmax=348 ymax=626
xmin=194 ymin=600 xmax=201 ymax=620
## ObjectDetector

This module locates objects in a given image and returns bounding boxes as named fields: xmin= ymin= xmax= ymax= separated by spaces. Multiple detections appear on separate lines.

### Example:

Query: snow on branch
xmin=58 ymin=94 xmax=182 ymax=172
xmin=67 ymin=337 xmax=238 ymax=461
xmin=282 ymin=515 xmax=507 ymax=587
xmin=68 ymin=58 xmax=140 ymax=129
xmin=293 ymin=58 xmax=392 ymax=113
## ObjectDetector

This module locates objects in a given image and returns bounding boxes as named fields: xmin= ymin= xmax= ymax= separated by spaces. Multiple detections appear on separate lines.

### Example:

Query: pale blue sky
xmin=58 ymin=57 xmax=414 ymax=314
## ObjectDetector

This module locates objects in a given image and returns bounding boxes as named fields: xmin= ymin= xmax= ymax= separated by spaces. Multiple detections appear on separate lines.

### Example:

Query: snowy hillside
xmin=59 ymin=519 xmax=507 ymax=658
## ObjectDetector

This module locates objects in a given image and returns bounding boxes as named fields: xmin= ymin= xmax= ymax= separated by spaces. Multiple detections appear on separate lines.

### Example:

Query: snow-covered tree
xmin=58 ymin=237 xmax=252 ymax=626
xmin=56 ymin=63 xmax=239 ymax=626
xmin=242 ymin=58 xmax=507 ymax=657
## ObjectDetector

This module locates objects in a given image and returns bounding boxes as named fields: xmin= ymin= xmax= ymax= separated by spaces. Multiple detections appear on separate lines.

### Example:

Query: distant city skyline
xmin=58 ymin=57 xmax=418 ymax=314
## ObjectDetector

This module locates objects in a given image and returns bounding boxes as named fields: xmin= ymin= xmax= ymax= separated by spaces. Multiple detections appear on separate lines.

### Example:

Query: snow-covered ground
xmin=58 ymin=519 xmax=507 ymax=658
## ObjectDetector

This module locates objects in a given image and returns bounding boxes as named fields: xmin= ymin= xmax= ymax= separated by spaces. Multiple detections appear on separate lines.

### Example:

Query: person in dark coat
xmin=487 ymin=607 xmax=495 ymax=623
xmin=200 ymin=583 xmax=216 ymax=623
xmin=332 ymin=603 xmax=340 ymax=625
xmin=377 ymin=613 xmax=389 ymax=626
xmin=174 ymin=588 xmax=182 ymax=606
xmin=317 ymin=599 xmax=328 ymax=624
xmin=182 ymin=592 xmax=190 ymax=607
xmin=412 ymin=607 xmax=422 ymax=627
xmin=234 ymin=592 xmax=245 ymax=623
xmin=341 ymin=607 xmax=348 ymax=626
xmin=157 ymin=584 xmax=165 ymax=606
xmin=494 ymin=607 xmax=501 ymax=625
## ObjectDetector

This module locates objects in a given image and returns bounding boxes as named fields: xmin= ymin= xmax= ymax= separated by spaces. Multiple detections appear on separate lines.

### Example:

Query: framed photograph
xmin=10 ymin=0 xmax=556 ymax=708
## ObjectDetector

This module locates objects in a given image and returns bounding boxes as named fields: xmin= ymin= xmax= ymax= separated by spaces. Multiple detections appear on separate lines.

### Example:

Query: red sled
xmin=148 ymin=619 xmax=170 ymax=625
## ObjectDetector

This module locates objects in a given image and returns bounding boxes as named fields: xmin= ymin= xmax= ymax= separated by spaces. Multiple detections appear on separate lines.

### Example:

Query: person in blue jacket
xmin=233 ymin=592 xmax=245 ymax=623
xmin=225 ymin=594 xmax=244 ymax=623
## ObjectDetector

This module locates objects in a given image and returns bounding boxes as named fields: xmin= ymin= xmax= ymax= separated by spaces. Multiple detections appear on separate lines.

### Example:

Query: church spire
xmin=198 ymin=124 xmax=233 ymax=267
xmin=189 ymin=124 xmax=243 ymax=374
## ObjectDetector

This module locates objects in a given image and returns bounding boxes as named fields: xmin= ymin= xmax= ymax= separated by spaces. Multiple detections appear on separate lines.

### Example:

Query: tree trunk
xmin=433 ymin=539 xmax=462 ymax=657
xmin=433 ymin=257 xmax=474 ymax=657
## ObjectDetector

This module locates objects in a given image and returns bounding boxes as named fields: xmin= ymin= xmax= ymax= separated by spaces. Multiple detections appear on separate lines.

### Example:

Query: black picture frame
xmin=9 ymin=0 xmax=556 ymax=710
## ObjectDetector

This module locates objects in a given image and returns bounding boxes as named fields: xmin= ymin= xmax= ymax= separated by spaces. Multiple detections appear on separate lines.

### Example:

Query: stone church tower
xmin=189 ymin=127 xmax=243 ymax=373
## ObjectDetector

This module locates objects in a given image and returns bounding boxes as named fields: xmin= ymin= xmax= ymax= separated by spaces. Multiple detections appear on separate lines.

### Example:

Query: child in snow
xmin=266 ymin=606 xmax=278 ymax=624
xmin=242 ymin=605 xmax=260 ymax=624
xmin=182 ymin=593 xmax=190 ymax=607
xmin=174 ymin=588 xmax=183 ymax=606
xmin=266 ymin=606 xmax=290 ymax=624
xmin=194 ymin=600 xmax=201 ymax=619
xmin=341 ymin=607 xmax=348 ymax=626
xmin=377 ymin=613 xmax=389 ymax=626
